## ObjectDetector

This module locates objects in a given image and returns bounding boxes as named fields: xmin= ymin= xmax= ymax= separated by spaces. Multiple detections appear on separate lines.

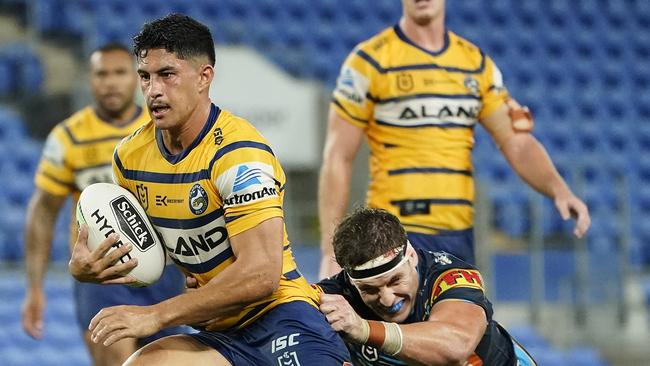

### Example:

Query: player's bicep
xmin=427 ymin=300 xmax=487 ymax=343
xmin=480 ymin=102 xmax=516 ymax=148
xmin=323 ymin=108 xmax=365 ymax=163
xmin=228 ymin=216 xmax=284 ymax=276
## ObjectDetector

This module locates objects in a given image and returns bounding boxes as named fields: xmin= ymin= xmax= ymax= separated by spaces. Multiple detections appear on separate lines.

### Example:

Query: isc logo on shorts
xmin=271 ymin=333 xmax=300 ymax=353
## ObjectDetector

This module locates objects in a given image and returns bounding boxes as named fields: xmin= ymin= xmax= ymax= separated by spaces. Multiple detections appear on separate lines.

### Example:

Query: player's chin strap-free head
xmin=347 ymin=241 xmax=410 ymax=281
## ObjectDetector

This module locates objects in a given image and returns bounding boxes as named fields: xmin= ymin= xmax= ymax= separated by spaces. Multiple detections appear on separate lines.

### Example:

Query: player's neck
xmin=399 ymin=16 xmax=445 ymax=52
xmin=95 ymin=103 xmax=138 ymax=127
xmin=160 ymin=100 xmax=212 ymax=155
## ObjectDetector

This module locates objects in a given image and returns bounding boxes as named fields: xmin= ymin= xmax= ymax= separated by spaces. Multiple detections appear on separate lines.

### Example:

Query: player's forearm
xmin=318 ymin=155 xmax=354 ymax=255
xmin=153 ymin=259 xmax=278 ymax=328
xmin=395 ymin=321 xmax=482 ymax=366
xmin=24 ymin=196 xmax=57 ymax=289
xmin=501 ymin=134 xmax=571 ymax=199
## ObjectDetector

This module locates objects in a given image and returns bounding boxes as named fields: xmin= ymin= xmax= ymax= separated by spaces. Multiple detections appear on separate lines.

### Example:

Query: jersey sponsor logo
xmin=271 ymin=333 xmax=300 ymax=353
xmin=223 ymin=186 xmax=277 ymax=206
xmin=233 ymin=165 xmax=262 ymax=192
xmin=217 ymin=162 xmax=279 ymax=208
xmin=399 ymin=104 xmax=479 ymax=120
xmin=189 ymin=183 xmax=208 ymax=215
xmin=277 ymin=351 xmax=301 ymax=366
xmin=334 ymin=66 xmax=369 ymax=106
xmin=156 ymin=217 xmax=230 ymax=266
xmin=110 ymin=196 xmax=156 ymax=251
xmin=166 ymin=225 xmax=228 ymax=257
xmin=432 ymin=269 xmax=484 ymax=300
xmin=375 ymin=98 xmax=481 ymax=127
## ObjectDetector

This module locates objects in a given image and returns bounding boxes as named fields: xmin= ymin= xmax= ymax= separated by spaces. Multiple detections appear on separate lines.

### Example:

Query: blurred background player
xmin=68 ymin=14 xmax=350 ymax=365
xmin=21 ymin=42 xmax=185 ymax=366
xmin=318 ymin=0 xmax=591 ymax=277
xmin=317 ymin=207 xmax=537 ymax=366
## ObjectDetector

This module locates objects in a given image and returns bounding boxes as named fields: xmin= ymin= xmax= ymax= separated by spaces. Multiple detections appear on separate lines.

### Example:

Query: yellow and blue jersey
xmin=112 ymin=104 xmax=318 ymax=331
xmin=332 ymin=26 xmax=510 ymax=234
xmin=35 ymin=105 xmax=149 ymax=247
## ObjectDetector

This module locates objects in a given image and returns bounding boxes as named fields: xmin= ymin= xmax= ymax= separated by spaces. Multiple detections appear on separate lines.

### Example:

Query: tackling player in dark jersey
xmin=316 ymin=207 xmax=536 ymax=366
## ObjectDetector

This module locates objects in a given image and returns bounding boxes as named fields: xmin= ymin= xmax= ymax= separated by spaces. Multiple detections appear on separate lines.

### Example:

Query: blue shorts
xmin=407 ymin=229 xmax=475 ymax=264
xmin=74 ymin=264 xmax=187 ymax=342
xmin=190 ymin=300 xmax=351 ymax=365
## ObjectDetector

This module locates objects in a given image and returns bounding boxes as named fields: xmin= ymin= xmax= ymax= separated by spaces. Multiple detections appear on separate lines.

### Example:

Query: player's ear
xmin=197 ymin=64 xmax=214 ymax=93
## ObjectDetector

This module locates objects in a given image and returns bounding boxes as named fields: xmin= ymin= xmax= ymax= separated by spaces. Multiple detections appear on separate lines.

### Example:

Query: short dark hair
xmin=133 ymin=14 xmax=216 ymax=66
xmin=332 ymin=207 xmax=408 ymax=270
xmin=92 ymin=42 xmax=131 ymax=56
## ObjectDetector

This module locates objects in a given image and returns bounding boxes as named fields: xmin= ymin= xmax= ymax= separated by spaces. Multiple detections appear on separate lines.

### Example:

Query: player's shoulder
xmin=216 ymin=108 xmax=271 ymax=147
xmin=417 ymin=249 xmax=477 ymax=276
xmin=353 ymin=26 xmax=397 ymax=60
xmin=114 ymin=120 xmax=155 ymax=161
xmin=51 ymin=106 xmax=95 ymax=141
xmin=446 ymin=30 xmax=491 ymax=65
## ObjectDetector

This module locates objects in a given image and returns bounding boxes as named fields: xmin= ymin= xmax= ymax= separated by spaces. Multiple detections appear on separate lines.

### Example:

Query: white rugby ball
xmin=76 ymin=183 xmax=165 ymax=287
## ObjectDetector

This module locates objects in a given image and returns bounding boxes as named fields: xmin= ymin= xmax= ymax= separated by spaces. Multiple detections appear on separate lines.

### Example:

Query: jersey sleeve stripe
xmin=150 ymin=208 xmax=225 ymax=229
xmin=39 ymin=171 xmax=76 ymax=189
xmin=355 ymin=49 xmax=384 ymax=73
xmin=331 ymin=99 xmax=369 ymax=124
xmin=63 ymin=125 xmax=127 ymax=145
xmin=282 ymin=269 xmax=302 ymax=280
xmin=224 ymin=205 xmax=283 ymax=224
xmin=207 ymin=140 xmax=275 ymax=175
xmin=388 ymin=167 xmax=472 ymax=176
xmin=170 ymin=245 xmax=234 ymax=274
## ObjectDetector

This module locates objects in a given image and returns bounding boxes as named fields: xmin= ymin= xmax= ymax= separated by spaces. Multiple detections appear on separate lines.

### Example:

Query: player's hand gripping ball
xmin=76 ymin=183 xmax=165 ymax=287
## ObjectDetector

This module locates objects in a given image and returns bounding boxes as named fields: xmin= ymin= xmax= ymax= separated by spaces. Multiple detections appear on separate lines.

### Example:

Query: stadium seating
xmin=0 ymin=43 xmax=43 ymax=97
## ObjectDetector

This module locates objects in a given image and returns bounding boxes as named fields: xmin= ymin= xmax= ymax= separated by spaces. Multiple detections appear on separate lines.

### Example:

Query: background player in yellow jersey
xmin=68 ymin=14 xmax=350 ymax=365
xmin=319 ymin=0 xmax=591 ymax=277
xmin=21 ymin=43 xmax=185 ymax=366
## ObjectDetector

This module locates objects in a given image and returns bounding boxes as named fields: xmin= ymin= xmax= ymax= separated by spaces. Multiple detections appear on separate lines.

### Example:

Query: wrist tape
xmin=362 ymin=320 xmax=404 ymax=356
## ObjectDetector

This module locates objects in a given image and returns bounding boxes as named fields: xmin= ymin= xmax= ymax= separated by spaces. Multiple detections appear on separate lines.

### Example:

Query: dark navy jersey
xmin=317 ymin=249 xmax=518 ymax=366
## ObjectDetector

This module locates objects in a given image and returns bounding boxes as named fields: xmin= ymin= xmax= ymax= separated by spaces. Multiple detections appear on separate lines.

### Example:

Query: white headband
xmin=347 ymin=241 xmax=410 ymax=280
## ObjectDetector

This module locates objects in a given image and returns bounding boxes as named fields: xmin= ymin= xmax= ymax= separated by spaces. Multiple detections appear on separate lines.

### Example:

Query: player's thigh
xmin=124 ymin=334 xmax=231 ymax=366
xmin=83 ymin=330 xmax=136 ymax=366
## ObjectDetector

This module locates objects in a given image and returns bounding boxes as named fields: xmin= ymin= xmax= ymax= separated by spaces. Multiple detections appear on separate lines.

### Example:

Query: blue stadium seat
xmin=1 ymin=43 xmax=44 ymax=94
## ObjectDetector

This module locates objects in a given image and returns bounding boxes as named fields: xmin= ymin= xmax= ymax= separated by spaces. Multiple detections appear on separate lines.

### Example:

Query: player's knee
xmin=99 ymin=339 xmax=136 ymax=366
xmin=122 ymin=341 xmax=167 ymax=366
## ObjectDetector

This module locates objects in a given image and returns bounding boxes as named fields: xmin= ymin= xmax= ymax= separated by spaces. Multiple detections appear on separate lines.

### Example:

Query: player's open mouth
xmin=382 ymin=299 xmax=405 ymax=314
xmin=151 ymin=105 xmax=170 ymax=118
